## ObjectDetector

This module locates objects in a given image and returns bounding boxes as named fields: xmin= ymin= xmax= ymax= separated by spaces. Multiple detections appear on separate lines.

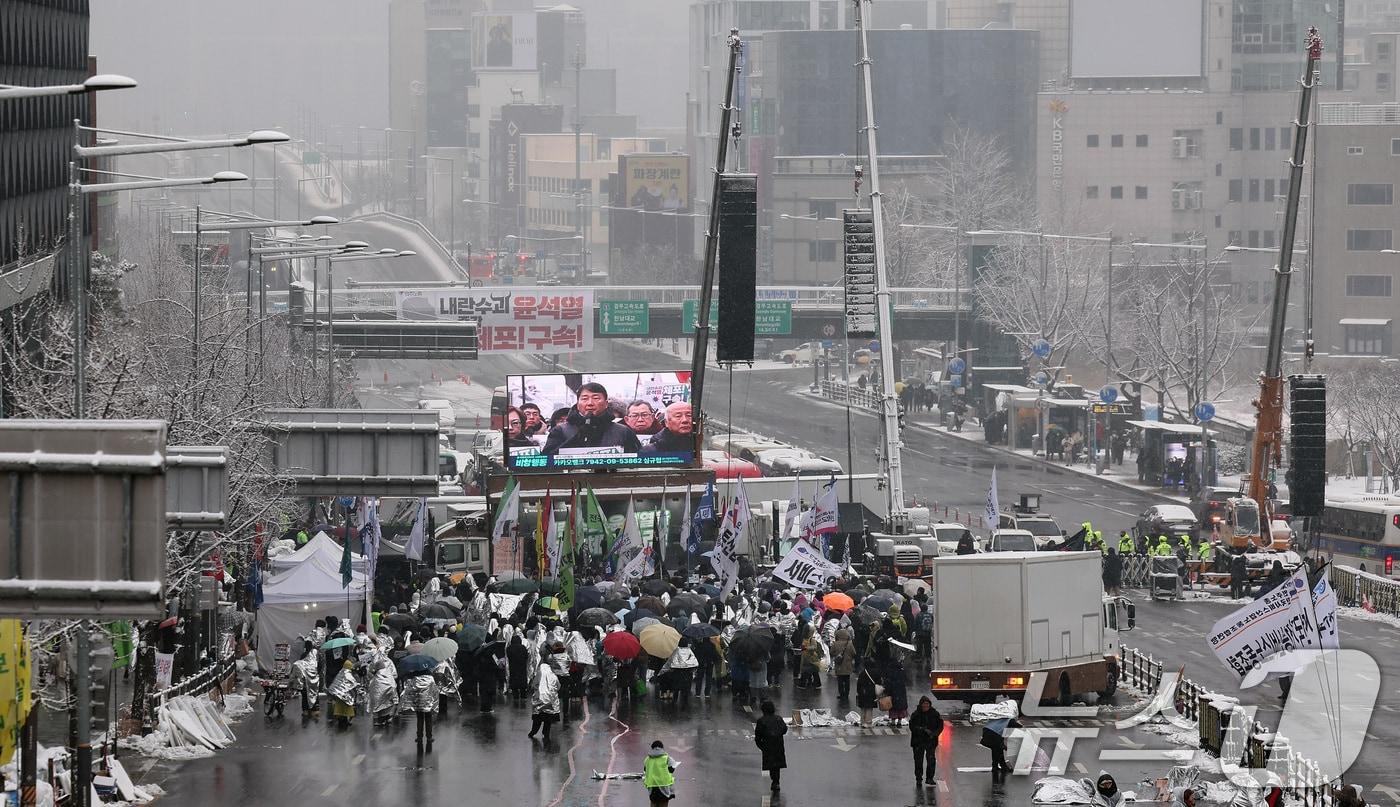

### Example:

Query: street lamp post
xmin=323 ymin=249 xmax=416 ymax=404
xmin=422 ymin=155 xmax=458 ymax=267
xmin=0 ymin=73 xmax=135 ymax=100
xmin=251 ymin=240 xmax=368 ymax=377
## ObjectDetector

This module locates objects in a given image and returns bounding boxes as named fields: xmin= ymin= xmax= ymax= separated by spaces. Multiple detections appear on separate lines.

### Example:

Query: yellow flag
xmin=0 ymin=620 xmax=32 ymax=767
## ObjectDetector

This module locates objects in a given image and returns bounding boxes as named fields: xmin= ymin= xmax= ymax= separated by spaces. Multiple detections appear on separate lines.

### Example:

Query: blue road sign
xmin=1099 ymin=386 xmax=1119 ymax=404
xmin=948 ymin=357 xmax=966 ymax=375
xmin=1032 ymin=338 xmax=1052 ymax=359
xmin=949 ymin=374 xmax=963 ymax=388
xmin=821 ymin=339 xmax=835 ymax=351
xmin=1194 ymin=402 xmax=1216 ymax=422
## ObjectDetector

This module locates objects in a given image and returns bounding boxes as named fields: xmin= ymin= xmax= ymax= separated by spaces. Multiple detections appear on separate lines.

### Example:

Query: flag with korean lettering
xmin=393 ymin=287 xmax=593 ymax=356
xmin=772 ymin=541 xmax=844 ymax=590
xmin=678 ymin=492 xmax=693 ymax=561
xmin=607 ymin=496 xmax=641 ymax=577
xmin=810 ymin=475 xmax=839 ymax=535
xmin=620 ymin=546 xmax=654 ymax=582
xmin=1207 ymin=566 xmax=1323 ymax=682
xmin=689 ymin=481 xmax=715 ymax=557
xmin=707 ymin=478 xmax=749 ymax=601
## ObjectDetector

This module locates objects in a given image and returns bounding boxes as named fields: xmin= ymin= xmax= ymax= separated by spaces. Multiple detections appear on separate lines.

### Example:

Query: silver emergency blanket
xmin=970 ymin=700 xmax=1020 ymax=723
xmin=401 ymin=672 xmax=439 ymax=713
xmin=327 ymin=667 xmax=359 ymax=706
xmin=434 ymin=659 xmax=462 ymax=704
xmin=532 ymin=664 xmax=561 ymax=715
xmin=662 ymin=647 xmax=698 ymax=671
xmin=565 ymin=631 xmax=595 ymax=667
xmin=366 ymin=654 xmax=398 ymax=715
xmin=290 ymin=654 xmax=320 ymax=693
xmin=1031 ymin=777 xmax=1140 ymax=804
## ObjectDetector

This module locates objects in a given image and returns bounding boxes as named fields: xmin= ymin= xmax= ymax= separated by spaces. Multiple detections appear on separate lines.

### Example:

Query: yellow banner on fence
xmin=0 ymin=619 xmax=32 ymax=767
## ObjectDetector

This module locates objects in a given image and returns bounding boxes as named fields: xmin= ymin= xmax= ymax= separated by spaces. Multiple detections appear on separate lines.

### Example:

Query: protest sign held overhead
xmin=771 ymin=540 xmax=844 ymax=590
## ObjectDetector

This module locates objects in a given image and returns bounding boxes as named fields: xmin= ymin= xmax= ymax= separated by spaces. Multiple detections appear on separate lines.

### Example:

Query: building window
xmin=1087 ymin=134 xmax=1099 ymax=147
xmin=1348 ymin=146 xmax=1365 ymax=156
xmin=1111 ymin=134 xmax=1124 ymax=148
xmin=1086 ymin=185 xmax=1100 ymax=199
xmin=1217 ymin=111 xmax=1224 ymax=125
xmin=1135 ymin=185 xmax=1148 ymax=199
xmin=1216 ymin=163 xmax=1223 ymax=176
xmin=1248 ymin=230 xmax=1260 ymax=248
xmin=1229 ymin=179 xmax=1243 ymax=202
xmin=1280 ymin=127 xmax=1291 ymax=150
xmin=1261 ymin=231 xmax=1275 ymax=248
xmin=1250 ymin=128 xmax=1261 ymax=150
xmin=1214 ymin=215 xmax=1222 ymax=228
xmin=1380 ymin=73 xmax=1393 ymax=92
xmin=1348 ymin=183 xmax=1395 ymax=205
xmin=1110 ymin=185 xmax=1123 ymax=199
xmin=1229 ymin=128 xmax=1244 ymax=150
xmin=1249 ymin=179 xmax=1260 ymax=202
xmin=1381 ymin=41 xmax=1394 ymax=63
xmin=1347 ymin=275 xmax=1394 ymax=296
xmin=1264 ymin=178 xmax=1275 ymax=203
xmin=1392 ymin=138 xmax=1400 ymax=156
xmin=1136 ymin=134 xmax=1149 ymax=147
xmin=809 ymin=241 xmax=837 ymax=262
xmin=1229 ymin=230 xmax=1243 ymax=246
xmin=1347 ymin=229 xmax=1394 ymax=251
xmin=1344 ymin=323 xmax=1391 ymax=355
xmin=1265 ymin=127 xmax=1276 ymax=150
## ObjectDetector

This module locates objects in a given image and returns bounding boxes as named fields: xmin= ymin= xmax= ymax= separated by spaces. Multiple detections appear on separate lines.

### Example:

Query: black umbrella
xmin=473 ymin=639 xmax=505 ymax=659
xmin=847 ymin=604 xmax=882 ymax=627
xmin=843 ymin=588 xmax=869 ymax=604
xmin=574 ymin=585 xmax=605 ymax=610
xmin=669 ymin=616 xmax=690 ymax=632
xmin=419 ymin=602 xmax=459 ymax=620
xmin=635 ymin=595 xmax=666 ymax=615
xmin=682 ymin=623 xmax=720 ymax=640
xmin=667 ymin=602 xmax=710 ymax=620
xmin=602 ymin=598 xmax=630 ymax=614
xmin=693 ymin=583 xmax=720 ymax=596
xmin=454 ymin=623 xmax=488 ymax=652
xmin=397 ymin=653 xmax=438 ymax=676
xmin=384 ymin=613 xmax=419 ymax=632
xmin=728 ymin=625 xmax=777 ymax=662
xmin=671 ymin=592 xmax=708 ymax=609
xmin=640 ymin=579 xmax=674 ymax=597
xmin=756 ymin=580 xmax=787 ymax=592
xmin=622 ymin=608 xmax=659 ymax=629
xmin=576 ymin=607 xmax=619 ymax=628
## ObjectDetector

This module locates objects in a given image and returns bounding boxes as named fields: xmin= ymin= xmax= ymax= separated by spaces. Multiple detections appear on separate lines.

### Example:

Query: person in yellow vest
xmin=1118 ymin=531 xmax=1135 ymax=555
xmin=1152 ymin=535 xmax=1172 ymax=557
xmin=1093 ymin=529 xmax=1106 ymax=553
xmin=645 ymin=739 xmax=678 ymax=804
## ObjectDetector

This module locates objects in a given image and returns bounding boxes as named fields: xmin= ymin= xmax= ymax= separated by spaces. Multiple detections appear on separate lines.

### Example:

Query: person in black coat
xmin=955 ymin=532 xmax=977 ymax=555
xmin=1102 ymin=548 xmax=1124 ymax=596
xmin=1229 ymin=552 xmax=1249 ymax=599
xmin=541 ymin=383 xmax=642 ymax=456
xmin=753 ymin=700 xmax=788 ymax=791
xmin=506 ymin=635 xmax=530 ymax=703
xmin=475 ymin=645 xmax=501 ymax=712
xmin=909 ymin=695 xmax=944 ymax=786
xmin=856 ymin=666 xmax=880 ymax=728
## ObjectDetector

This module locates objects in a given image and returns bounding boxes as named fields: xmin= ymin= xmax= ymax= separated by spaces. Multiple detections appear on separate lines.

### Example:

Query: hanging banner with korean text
xmin=396 ymin=287 xmax=594 ymax=355
xmin=771 ymin=540 xmax=844 ymax=590
xmin=1206 ymin=566 xmax=1322 ymax=682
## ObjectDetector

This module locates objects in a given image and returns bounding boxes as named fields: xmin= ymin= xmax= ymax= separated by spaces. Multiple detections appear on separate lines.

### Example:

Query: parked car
xmin=701 ymin=450 xmax=761 ymax=479
xmin=778 ymin=343 xmax=818 ymax=364
xmin=1134 ymin=504 xmax=1201 ymax=544
xmin=757 ymin=449 xmax=844 ymax=477
xmin=719 ymin=435 xmax=791 ymax=463
xmin=996 ymin=513 xmax=1063 ymax=549
xmin=929 ymin=522 xmax=975 ymax=554
xmin=985 ymin=529 xmax=1038 ymax=553
xmin=1191 ymin=485 xmax=1244 ymax=528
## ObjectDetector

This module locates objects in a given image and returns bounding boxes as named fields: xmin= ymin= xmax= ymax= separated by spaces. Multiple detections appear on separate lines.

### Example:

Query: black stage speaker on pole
xmin=716 ymin=173 xmax=758 ymax=362
xmin=1288 ymin=374 xmax=1326 ymax=518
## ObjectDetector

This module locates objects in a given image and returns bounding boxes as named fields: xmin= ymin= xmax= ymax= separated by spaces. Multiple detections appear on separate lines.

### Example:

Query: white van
xmin=418 ymin=398 xmax=457 ymax=434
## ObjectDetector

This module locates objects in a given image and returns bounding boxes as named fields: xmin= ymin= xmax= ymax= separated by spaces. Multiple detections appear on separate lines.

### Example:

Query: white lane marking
xmin=1074 ymin=762 xmax=1089 ymax=774
xmin=321 ymin=784 xmax=339 ymax=797
xmin=352 ymin=754 xmax=365 ymax=765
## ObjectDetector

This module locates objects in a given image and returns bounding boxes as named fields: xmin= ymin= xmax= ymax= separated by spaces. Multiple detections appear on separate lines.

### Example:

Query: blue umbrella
xmin=397 ymin=653 xmax=438 ymax=676
xmin=321 ymin=636 xmax=355 ymax=651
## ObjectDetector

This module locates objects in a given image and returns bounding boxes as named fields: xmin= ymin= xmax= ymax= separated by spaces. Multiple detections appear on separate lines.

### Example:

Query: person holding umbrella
xmin=399 ymin=653 xmax=440 ymax=751
xmin=753 ymin=700 xmax=788 ymax=792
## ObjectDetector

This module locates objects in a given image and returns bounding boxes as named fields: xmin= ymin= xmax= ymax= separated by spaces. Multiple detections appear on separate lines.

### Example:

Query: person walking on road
xmin=909 ymin=695 xmax=944 ymax=787
xmin=884 ymin=656 xmax=909 ymax=727
xmin=507 ymin=634 xmax=530 ymax=704
xmin=1103 ymin=547 xmax=1123 ymax=596
xmin=528 ymin=662 xmax=562 ymax=742
xmin=402 ymin=666 xmax=440 ymax=751
xmin=980 ymin=713 xmax=1021 ymax=780
xmin=644 ymin=740 xmax=677 ymax=804
xmin=1229 ymin=552 xmax=1248 ymax=599
xmin=856 ymin=666 xmax=880 ymax=728
xmin=831 ymin=628 xmax=857 ymax=703
xmin=754 ymin=700 xmax=788 ymax=792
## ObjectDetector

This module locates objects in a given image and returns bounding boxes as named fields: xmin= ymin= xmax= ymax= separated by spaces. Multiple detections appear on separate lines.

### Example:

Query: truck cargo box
xmin=932 ymin=551 xmax=1104 ymax=670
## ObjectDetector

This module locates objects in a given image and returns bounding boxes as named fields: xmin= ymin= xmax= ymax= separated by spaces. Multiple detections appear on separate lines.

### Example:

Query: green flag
xmin=584 ymin=486 xmax=612 ymax=557
xmin=557 ymin=489 xmax=579 ymax=612
xmin=340 ymin=531 xmax=353 ymax=588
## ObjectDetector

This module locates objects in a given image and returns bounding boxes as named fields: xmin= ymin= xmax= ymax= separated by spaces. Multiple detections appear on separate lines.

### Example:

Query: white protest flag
xmin=772 ymin=540 xmax=844 ymax=590
xmin=1207 ymin=565 xmax=1322 ymax=683
xmin=545 ymin=505 xmax=563 ymax=581
xmin=797 ymin=507 xmax=816 ymax=547
xmin=811 ymin=476 xmax=840 ymax=535
xmin=491 ymin=477 xmax=521 ymax=542
xmin=620 ymin=546 xmax=654 ymax=582
xmin=404 ymin=497 xmax=429 ymax=561
xmin=709 ymin=477 xmax=750 ymax=601
xmin=1312 ymin=570 xmax=1339 ymax=650
xmin=985 ymin=466 xmax=1000 ymax=528
xmin=612 ymin=496 xmax=642 ymax=561
xmin=678 ymin=492 xmax=693 ymax=559
xmin=783 ymin=476 xmax=802 ymax=542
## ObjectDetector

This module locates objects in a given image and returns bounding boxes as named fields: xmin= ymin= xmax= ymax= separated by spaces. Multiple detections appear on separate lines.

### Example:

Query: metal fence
xmin=1119 ymin=645 xmax=1334 ymax=806
xmin=819 ymin=378 xmax=882 ymax=410
xmin=1329 ymin=564 xmax=1400 ymax=617
xmin=146 ymin=655 xmax=237 ymax=716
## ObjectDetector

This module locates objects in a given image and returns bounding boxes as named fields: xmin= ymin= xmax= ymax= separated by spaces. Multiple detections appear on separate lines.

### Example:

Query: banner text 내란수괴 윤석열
xmin=395 ymin=288 xmax=594 ymax=355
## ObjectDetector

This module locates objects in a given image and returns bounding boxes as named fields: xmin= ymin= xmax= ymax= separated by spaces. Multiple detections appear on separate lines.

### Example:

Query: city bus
xmin=1314 ymin=497 xmax=1400 ymax=576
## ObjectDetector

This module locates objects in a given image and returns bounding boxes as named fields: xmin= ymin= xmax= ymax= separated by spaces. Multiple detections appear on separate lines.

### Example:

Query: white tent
xmin=269 ymin=531 xmax=368 ymax=573
xmin=255 ymin=534 xmax=367 ymax=670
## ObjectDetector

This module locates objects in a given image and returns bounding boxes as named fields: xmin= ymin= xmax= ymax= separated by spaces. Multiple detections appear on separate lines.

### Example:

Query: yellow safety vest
xmin=644 ymin=754 xmax=675 ymax=788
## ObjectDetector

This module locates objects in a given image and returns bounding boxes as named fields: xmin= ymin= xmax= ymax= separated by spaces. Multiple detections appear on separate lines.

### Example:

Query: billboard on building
xmin=476 ymin=13 xmax=537 ymax=70
xmin=395 ymin=287 xmax=592 ymax=355
xmin=1070 ymin=0 xmax=1203 ymax=78
xmin=503 ymin=372 xmax=695 ymax=471
xmin=621 ymin=154 xmax=690 ymax=212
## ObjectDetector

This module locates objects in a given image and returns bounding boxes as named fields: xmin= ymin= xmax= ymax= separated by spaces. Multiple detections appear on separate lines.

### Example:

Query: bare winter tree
xmin=1329 ymin=363 xmax=1400 ymax=491
xmin=1103 ymin=249 xmax=1253 ymax=418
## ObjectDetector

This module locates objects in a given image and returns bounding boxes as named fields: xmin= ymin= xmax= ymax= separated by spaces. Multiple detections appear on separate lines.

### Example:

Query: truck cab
xmin=872 ymin=532 xmax=940 ymax=580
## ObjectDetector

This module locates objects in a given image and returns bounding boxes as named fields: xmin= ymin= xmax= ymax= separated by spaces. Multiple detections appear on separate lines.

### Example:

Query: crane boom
xmin=1244 ymin=28 xmax=1322 ymax=549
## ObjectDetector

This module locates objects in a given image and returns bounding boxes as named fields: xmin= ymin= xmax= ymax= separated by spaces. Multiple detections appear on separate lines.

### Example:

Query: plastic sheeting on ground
xmin=970 ymin=700 xmax=1020 ymax=723
xmin=120 ymin=695 xmax=237 ymax=760
xmin=1031 ymin=777 xmax=1140 ymax=803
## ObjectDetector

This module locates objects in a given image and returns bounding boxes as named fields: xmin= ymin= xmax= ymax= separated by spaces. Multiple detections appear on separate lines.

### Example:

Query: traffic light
xmin=1304 ymin=339 xmax=1315 ymax=361
xmin=1288 ymin=374 xmax=1326 ymax=518
xmin=1386 ymin=554 xmax=1394 ymax=576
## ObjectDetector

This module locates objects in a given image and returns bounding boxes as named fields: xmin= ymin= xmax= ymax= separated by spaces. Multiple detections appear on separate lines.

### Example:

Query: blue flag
xmin=690 ymin=481 xmax=715 ymax=556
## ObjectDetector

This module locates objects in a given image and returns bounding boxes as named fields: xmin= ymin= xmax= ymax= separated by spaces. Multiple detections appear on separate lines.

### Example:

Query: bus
xmin=1314 ymin=497 xmax=1400 ymax=577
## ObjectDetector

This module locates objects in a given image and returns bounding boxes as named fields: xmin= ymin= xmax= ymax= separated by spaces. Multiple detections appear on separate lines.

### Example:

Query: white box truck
xmin=928 ymin=551 xmax=1134 ymax=704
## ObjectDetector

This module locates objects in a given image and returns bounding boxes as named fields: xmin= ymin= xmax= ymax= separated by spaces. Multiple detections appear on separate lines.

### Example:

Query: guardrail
xmin=1329 ymin=564 xmax=1400 ymax=617
xmin=146 ymin=655 xmax=237 ymax=716
xmin=819 ymin=378 xmax=882 ymax=410
xmin=1119 ymin=645 xmax=1334 ymax=806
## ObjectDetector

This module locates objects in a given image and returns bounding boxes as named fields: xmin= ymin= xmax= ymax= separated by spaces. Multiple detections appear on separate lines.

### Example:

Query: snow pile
xmin=1336 ymin=605 xmax=1400 ymax=629
xmin=1141 ymin=720 xmax=1203 ymax=748
xmin=99 ymin=757 xmax=160 ymax=804
xmin=221 ymin=693 xmax=255 ymax=719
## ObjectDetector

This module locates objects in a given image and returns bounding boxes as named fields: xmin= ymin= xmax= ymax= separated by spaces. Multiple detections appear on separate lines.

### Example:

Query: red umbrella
xmin=822 ymin=592 xmax=855 ymax=612
xmin=602 ymin=630 xmax=642 ymax=660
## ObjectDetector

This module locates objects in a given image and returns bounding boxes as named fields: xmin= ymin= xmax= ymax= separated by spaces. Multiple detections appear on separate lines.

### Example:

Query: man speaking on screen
xmin=641 ymin=401 xmax=693 ymax=456
xmin=542 ymin=381 xmax=643 ymax=456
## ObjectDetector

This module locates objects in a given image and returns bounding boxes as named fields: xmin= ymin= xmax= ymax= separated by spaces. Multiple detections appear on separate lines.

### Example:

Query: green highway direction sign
xmin=599 ymin=300 xmax=650 ymax=335
xmin=681 ymin=299 xmax=792 ymax=335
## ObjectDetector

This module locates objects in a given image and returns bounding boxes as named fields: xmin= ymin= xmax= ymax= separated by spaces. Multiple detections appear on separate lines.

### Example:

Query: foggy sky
xmin=88 ymin=0 xmax=688 ymax=144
